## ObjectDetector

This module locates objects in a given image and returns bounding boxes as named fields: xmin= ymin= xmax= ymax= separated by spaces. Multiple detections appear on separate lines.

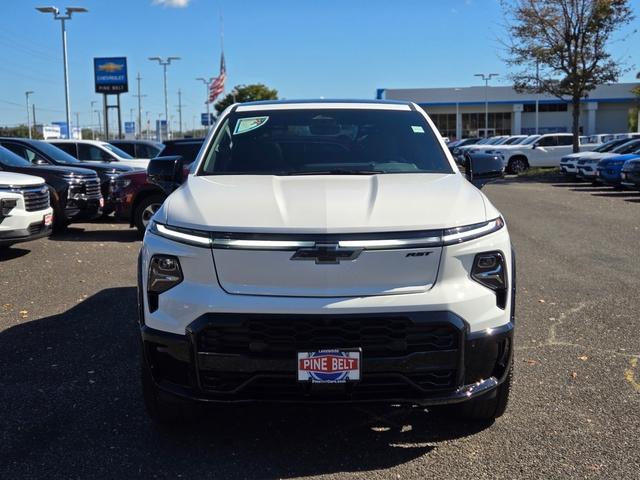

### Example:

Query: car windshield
xmin=503 ymin=136 xmax=525 ymax=145
xmin=520 ymin=135 xmax=540 ymax=145
xmin=594 ymin=139 xmax=624 ymax=153
xmin=199 ymin=108 xmax=454 ymax=175
xmin=32 ymin=140 xmax=81 ymax=164
xmin=0 ymin=145 xmax=31 ymax=167
xmin=612 ymin=140 xmax=640 ymax=154
xmin=101 ymin=143 xmax=134 ymax=159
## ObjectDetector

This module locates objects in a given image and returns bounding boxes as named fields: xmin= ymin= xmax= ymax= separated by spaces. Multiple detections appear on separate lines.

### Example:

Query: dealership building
xmin=378 ymin=83 xmax=639 ymax=140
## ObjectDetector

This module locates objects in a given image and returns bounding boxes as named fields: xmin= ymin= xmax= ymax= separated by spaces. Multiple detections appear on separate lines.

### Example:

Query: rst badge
xmin=297 ymin=349 xmax=361 ymax=383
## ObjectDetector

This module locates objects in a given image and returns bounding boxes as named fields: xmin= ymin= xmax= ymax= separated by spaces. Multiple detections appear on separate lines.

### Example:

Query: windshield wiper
xmin=278 ymin=169 xmax=384 ymax=176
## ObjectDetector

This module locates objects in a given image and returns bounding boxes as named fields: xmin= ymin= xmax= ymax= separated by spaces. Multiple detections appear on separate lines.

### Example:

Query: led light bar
xmin=152 ymin=222 xmax=212 ymax=247
xmin=338 ymin=236 xmax=441 ymax=249
xmin=212 ymin=238 xmax=315 ymax=250
xmin=442 ymin=217 xmax=504 ymax=245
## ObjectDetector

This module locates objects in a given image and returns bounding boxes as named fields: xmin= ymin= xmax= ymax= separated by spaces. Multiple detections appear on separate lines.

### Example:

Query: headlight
xmin=442 ymin=217 xmax=505 ymax=245
xmin=149 ymin=221 xmax=212 ymax=246
xmin=115 ymin=178 xmax=132 ymax=189
xmin=471 ymin=251 xmax=508 ymax=309
xmin=147 ymin=254 xmax=183 ymax=312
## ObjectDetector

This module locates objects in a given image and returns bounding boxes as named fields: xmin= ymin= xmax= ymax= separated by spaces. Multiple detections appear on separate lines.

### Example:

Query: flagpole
xmin=220 ymin=9 xmax=224 ymax=98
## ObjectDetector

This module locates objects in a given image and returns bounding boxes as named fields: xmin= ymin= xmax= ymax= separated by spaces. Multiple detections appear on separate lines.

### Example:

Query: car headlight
xmin=471 ymin=251 xmax=508 ymax=309
xmin=147 ymin=254 xmax=183 ymax=312
xmin=149 ymin=221 xmax=212 ymax=246
xmin=115 ymin=178 xmax=132 ymax=189
xmin=442 ymin=217 xmax=505 ymax=245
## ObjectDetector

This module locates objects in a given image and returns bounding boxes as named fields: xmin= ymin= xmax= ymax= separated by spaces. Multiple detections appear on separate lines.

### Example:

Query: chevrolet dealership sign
xmin=94 ymin=57 xmax=128 ymax=93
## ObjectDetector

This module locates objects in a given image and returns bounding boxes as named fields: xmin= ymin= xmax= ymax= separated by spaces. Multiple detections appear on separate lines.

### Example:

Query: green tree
xmin=214 ymin=84 xmax=278 ymax=114
xmin=502 ymin=0 xmax=634 ymax=152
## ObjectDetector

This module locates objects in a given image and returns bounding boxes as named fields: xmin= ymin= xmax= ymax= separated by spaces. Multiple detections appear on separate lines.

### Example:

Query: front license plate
xmin=43 ymin=214 xmax=53 ymax=226
xmin=297 ymin=349 xmax=361 ymax=383
xmin=99 ymin=197 xmax=105 ymax=208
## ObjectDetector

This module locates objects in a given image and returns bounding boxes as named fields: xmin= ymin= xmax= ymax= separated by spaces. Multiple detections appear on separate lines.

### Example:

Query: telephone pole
xmin=25 ymin=91 xmax=34 ymax=138
xmin=133 ymin=73 xmax=146 ymax=139
xmin=74 ymin=112 xmax=80 ymax=138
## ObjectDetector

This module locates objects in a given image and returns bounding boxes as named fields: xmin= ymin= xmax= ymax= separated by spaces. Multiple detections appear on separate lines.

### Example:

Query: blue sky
xmin=1 ymin=0 xmax=638 ymax=131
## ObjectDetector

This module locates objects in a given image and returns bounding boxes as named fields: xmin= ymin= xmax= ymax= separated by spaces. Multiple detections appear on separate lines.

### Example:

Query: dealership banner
xmin=94 ymin=57 xmax=128 ymax=93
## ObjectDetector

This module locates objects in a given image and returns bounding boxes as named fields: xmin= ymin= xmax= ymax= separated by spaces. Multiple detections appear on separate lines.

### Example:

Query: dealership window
xmin=428 ymin=113 xmax=457 ymax=139
xmin=523 ymin=103 xmax=568 ymax=112
xmin=462 ymin=112 xmax=511 ymax=137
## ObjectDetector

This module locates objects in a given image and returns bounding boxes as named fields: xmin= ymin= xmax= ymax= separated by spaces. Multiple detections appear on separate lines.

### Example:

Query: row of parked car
xmin=447 ymin=132 xmax=640 ymax=174
xmin=558 ymin=137 xmax=640 ymax=189
xmin=0 ymin=137 xmax=205 ymax=249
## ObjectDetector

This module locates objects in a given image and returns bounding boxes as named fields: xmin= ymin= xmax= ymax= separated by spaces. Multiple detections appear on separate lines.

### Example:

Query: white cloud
xmin=153 ymin=0 xmax=191 ymax=8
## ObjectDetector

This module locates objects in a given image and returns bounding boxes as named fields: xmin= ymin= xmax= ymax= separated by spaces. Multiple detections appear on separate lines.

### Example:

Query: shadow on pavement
xmin=49 ymin=226 xmax=140 ymax=243
xmin=0 ymin=246 xmax=31 ymax=261
xmin=0 ymin=288 xmax=486 ymax=479
xmin=591 ymin=191 xmax=640 ymax=198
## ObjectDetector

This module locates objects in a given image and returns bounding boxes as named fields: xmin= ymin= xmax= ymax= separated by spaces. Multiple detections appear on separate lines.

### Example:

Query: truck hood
xmin=0 ymin=171 xmax=45 ymax=187
xmin=163 ymin=173 xmax=488 ymax=233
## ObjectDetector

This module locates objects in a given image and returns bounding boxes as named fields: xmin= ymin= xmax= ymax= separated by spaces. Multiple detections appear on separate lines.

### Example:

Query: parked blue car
xmin=596 ymin=152 xmax=640 ymax=188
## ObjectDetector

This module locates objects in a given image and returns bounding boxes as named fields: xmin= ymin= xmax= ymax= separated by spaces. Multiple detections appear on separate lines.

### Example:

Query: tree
xmin=502 ymin=0 xmax=634 ymax=152
xmin=214 ymin=84 xmax=278 ymax=114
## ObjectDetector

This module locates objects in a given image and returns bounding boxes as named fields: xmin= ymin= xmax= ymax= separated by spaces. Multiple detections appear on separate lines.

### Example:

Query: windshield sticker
xmin=411 ymin=125 xmax=425 ymax=133
xmin=234 ymin=116 xmax=269 ymax=135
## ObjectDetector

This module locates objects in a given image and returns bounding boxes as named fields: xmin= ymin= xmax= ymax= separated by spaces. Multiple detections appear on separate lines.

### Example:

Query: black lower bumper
xmin=66 ymin=198 xmax=102 ymax=222
xmin=140 ymin=312 xmax=513 ymax=406
xmin=0 ymin=221 xmax=52 ymax=246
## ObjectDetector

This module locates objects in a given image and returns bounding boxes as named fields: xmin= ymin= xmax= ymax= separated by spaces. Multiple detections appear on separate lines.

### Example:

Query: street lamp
xmin=474 ymin=73 xmax=499 ymax=138
xmin=149 ymin=56 xmax=180 ymax=140
xmin=93 ymin=109 xmax=102 ymax=139
xmin=25 ymin=91 xmax=34 ymax=139
xmin=196 ymin=77 xmax=213 ymax=128
xmin=36 ymin=6 xmax=87 ymax=139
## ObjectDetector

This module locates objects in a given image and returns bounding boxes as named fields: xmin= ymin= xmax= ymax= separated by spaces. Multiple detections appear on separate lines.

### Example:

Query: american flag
xmin=208 ymin=52 xmax=226 ymax=103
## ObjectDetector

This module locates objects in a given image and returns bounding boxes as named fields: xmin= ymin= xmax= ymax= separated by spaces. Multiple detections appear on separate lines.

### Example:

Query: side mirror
xmin=531 ymin=143 xmax=538 ymax=149
xmin=34 ymin=157 xmax=48 ymax=165
xmin=147 ymin=155 xmax=185 ymax=194
xmin=464 ymin=153 xmax=504 ymax=189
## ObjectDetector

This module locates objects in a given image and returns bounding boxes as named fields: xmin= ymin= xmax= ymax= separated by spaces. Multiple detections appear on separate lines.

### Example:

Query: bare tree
xmin=502 ymin=0 xmax=634 ymax=151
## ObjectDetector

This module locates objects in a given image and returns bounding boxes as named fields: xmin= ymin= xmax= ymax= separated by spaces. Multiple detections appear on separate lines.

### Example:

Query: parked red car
xmin=112 ymin=138 xmax=204 ymax=236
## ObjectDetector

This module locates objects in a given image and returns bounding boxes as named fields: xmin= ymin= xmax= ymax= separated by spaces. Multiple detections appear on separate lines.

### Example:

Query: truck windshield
xmin=199 ymin=109 xmax=453 ymax=175
xmin=0 ymin=145 xmax=31 ymax=167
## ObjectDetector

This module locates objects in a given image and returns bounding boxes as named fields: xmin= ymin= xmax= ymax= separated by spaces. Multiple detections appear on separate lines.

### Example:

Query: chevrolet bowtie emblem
xmin=290 ymin=243 xmax=362 ymax=265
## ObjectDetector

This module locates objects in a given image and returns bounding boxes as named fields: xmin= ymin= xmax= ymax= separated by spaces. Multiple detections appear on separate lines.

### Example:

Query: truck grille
xmin=84 ymin=178 xmax=102 ymax=198
xmin=19 ymin=186 xmax=50 ymax=212
xmin=198 ymin=315 xmax=459 ymax=358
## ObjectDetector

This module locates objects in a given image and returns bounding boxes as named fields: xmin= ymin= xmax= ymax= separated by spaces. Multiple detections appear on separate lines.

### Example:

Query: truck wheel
xmin=457 ymin=366 xmax=512 ymax=423
xmin=134 ymin=194 xmax=165 ymax=237
xmin=141 ymin=357 xmax=195 ymax=426
xmin=508 ymin=158 xmax=528 ymax=174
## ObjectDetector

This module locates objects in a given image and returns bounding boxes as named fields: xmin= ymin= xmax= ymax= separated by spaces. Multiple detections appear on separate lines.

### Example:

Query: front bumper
xmin=0 ymin=220 xmax=51 ymax=246
xmin=140 ymin=312 xmax=513 ymax=405
xmin=66 ymin=197 xmax=103 ymax=222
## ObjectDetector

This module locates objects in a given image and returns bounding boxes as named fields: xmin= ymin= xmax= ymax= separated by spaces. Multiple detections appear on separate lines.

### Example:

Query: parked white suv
xmin=495 ymin=133 xmax=592 ymax=173
xmin=138 ymin=100 xmax=514 ymax=425
xmin=0 ymin=172 xmax=53 ymax=247
xmin=47 ymin=139 xmax=149 ymax=170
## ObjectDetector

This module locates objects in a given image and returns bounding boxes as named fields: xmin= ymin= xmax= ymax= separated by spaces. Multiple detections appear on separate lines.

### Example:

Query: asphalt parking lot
xmin=1 ymin=177 xmax=639 ymax=479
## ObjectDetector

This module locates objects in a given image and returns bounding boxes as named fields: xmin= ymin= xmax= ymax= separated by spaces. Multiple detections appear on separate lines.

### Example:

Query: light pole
xmin=36 ymin=6 xmax=87 ymax=139
xmin=25 ymin=91 xmax=34 ymax=138
xmin=149 ymin=56 xmax=180 ymax=140
xmin=474 ymin=73 xmax=499 ymax=137
xmin=453 ymin=88 xmax=462 ymax=141
xmin=196 ymin=77 xmax=213 ymax=128
xmin=93 ymin=109 xmax=102 ymax=139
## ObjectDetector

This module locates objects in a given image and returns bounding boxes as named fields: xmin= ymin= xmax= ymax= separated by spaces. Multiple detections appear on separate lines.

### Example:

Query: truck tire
xmin=507 ymin=157 xmax=528 ymax=174
xmin=453 ymin=366 xmax=512 ymax=423
xmin=141 ymin=356 xmax=195 ymax=426
xmin=134 ymin=194 xmax=165 ymax=237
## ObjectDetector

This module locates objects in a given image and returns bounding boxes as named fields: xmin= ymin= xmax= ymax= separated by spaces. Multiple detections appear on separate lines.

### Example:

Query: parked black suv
xmin=0 ymin=145 xmax=102 ymax=227
xmin=0 ymin=138 xmax=132 ymax=215
xmin=109 ymin=140 xmax=164 ymax=159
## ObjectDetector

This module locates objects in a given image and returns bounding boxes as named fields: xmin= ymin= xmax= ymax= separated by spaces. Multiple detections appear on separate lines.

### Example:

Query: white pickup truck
xmin=494 ymin=133 xmax=595 ymax=173
xmin=0 ymin=172 xmax=53 ymax=248
xmin=138 ymin=100 xmax=515 ymax=426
